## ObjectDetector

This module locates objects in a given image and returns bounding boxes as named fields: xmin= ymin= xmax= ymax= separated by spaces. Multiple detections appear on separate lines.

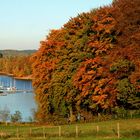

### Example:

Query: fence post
xmin=96 ymin=125 xmax=99 ymax=133
xmin=30 ymin=128 xmax=32 ymax=136
xmin=76 ymin=125 xmax=78 ymax=137
xmin=59 ymin=126 xmax=61 ymax=137
xmin=43 ymin=126 xmax=45 ymax=139
xmin=17 ymin=128 xmax=19 ymax=139
xmin=117 ymin=123 xmax=120 ymax=139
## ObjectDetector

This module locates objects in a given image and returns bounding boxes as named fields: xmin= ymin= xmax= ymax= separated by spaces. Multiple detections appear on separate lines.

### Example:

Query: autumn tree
xmin=31 ymin=0 xmax=140 ymax=123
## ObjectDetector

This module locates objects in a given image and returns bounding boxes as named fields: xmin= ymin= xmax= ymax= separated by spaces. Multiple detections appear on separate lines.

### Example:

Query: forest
xmin=0 ymin=49 xmax=36 ymax=56
xmin=31 ymin=0 xmax=140 ymax=123
xmin=0 ymin=50 xmax=35 ymax=77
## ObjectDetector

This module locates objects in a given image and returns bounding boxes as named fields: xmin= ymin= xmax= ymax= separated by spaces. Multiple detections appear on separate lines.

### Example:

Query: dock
xmin=5 ymin=89 xmax=33 ymax=93
xmin=0 ymin=89 xmax=33 ymax=96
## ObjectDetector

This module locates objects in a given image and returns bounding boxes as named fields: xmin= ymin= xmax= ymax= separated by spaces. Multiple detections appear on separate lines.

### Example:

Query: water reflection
xmin=0 ymin=75 xmax=37 ymax=122
xmin=0 ymin=75 xmax=33 ymax=90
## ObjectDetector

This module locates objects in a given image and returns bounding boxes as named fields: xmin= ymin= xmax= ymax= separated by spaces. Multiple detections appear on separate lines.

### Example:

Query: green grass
xmin=0 ymin=118 xmax=139 ymax=140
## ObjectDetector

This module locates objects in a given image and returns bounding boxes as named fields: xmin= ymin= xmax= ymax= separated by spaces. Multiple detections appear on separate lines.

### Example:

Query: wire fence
xmin=0 ymin=119 xmax=139 ymax=139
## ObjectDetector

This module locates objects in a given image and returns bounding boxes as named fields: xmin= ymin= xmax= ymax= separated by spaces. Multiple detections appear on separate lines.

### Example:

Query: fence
xmin=0 ymin=119 xmax=139 ymax=139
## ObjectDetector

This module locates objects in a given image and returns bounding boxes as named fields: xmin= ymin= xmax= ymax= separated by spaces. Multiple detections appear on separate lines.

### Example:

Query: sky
xmin=0 ymin=0 xmax=113 ymax=50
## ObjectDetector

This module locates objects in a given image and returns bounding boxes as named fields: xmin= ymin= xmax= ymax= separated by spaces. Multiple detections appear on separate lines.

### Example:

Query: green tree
xmin=110 ymin=59 xmax=135 ymax=79
xmin=0 ymin=106 xmax=10 ymax=122
xmin=117 ymin=78 xmax=138 ymax=108
xmin=11 ymin=111 xmax=22 ymax=123
xmin=28 ymin=108 xmax=37 ymax=122
xmin=0 ymin=53 xmax=3 ymax=58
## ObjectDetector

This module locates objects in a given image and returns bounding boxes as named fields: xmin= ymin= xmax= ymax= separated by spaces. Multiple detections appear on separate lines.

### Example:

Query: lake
xmin=0 ymin=75 xmax=37 ymax=122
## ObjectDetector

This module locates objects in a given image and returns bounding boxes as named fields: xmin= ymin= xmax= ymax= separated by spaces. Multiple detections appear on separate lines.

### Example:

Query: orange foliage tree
xmin=31 ymin=0 xmax=140 ymax=123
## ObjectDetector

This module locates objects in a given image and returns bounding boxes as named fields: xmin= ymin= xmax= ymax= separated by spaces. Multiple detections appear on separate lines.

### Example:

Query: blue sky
xmin=0 ymin=0 xmax=113 ymax=50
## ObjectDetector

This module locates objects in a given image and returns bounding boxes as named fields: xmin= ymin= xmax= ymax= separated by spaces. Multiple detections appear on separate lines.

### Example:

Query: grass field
xmin=0 ymin=118 xmax=139 ymax=140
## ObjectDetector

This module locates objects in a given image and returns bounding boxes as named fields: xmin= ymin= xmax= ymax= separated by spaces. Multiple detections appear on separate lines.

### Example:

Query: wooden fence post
xmin=30 ymin=128 xmax=32 ymax=136
xmin=96 ymin=125 xmax=99 ymax=133
xmin=117 ymin=123 xmax=120 ymax=139
xmin=76 ymin=125 xmax=78 ymax=137
xmin=59 ymin=126 xmax=61 ymax=137
xmin=17 ymin=128 xmax=19 ymax=139
xmin=43 ymin=126 xmax=45 ymax=139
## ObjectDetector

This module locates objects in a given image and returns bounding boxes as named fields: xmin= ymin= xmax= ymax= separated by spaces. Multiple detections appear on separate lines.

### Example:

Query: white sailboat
xmin=6 ymin=78 xmax=16 ymax=93
xmin=0 ymin=81 xmax=7 ymax=96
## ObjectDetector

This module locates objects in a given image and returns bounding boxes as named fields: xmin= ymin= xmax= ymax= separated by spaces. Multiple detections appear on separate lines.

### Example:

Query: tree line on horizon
xmin=0 ymin=50 xmax=36 ymax=77
xmin=31 ymin=0 xmax=140 ymax=123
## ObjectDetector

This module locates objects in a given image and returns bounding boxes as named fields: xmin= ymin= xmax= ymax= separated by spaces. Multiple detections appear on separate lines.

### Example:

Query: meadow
xmin=0 ymin=118 xmax=139 ymax=140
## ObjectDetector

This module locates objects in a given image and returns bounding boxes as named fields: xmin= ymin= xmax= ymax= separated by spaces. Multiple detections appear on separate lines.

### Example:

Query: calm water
xmin=0 ymin=75 xmax=37 ymax=122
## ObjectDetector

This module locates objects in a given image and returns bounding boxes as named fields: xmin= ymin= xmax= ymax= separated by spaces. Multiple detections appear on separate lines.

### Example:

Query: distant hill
xmin=0 ymin=49 xmax=37 ymax=57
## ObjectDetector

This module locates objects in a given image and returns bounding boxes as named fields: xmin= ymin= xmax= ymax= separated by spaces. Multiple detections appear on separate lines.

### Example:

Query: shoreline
xmin=0 ymin=72 xmax=32 ymax=80
xmin=0 ymin=72 xmax=14 ymax=76
xmin=14 ymin=76 xmax=32 ymax=80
